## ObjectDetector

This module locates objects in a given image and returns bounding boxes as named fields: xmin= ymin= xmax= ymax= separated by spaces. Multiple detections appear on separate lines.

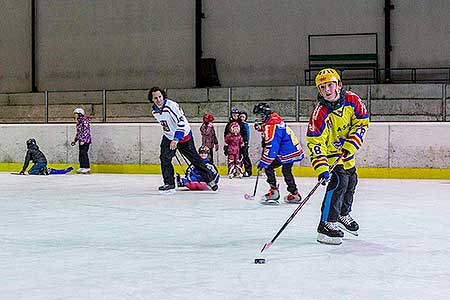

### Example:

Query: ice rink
xmin=1 ymin=172 xmax=449 ymax=300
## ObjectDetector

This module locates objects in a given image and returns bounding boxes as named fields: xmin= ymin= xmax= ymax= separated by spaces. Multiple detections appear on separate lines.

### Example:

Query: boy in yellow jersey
xmin=306 ymin=69 xmax=369 ymax=245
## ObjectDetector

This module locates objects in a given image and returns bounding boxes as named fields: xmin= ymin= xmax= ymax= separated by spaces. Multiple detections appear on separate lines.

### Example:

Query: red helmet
xmin=203 ymin=114 xmax=214 ymax=123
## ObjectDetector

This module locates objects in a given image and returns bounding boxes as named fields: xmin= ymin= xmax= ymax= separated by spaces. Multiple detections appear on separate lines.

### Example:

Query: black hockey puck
xmin=254 ymin=258 xmax=266 ymax=264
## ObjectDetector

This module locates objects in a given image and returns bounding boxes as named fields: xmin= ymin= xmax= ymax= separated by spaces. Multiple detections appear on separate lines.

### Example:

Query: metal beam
xmin=384 ymin=0 xmax=394 ymax=83
xmin=31 ymin=0 xmax=38 ymax=92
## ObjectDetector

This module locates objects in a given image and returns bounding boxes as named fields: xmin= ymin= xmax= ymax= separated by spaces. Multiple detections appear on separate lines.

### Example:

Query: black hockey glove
xmin=318 ymin=171 xmax=330 ymax=185
xmin=341 ymin=149 xmax=350 ymax=158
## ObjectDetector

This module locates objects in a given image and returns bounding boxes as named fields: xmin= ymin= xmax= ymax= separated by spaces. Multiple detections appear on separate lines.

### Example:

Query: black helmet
xmin=198 ymin=145 xmax=210 ymax=154
xmin=253 ymin=103 xmax=272 ymax=122
xmin=26 ymin=138 xmax=37 ymax=149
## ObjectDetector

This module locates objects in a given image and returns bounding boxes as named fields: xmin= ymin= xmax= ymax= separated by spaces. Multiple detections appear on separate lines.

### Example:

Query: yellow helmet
xmin=315 ymin=68 xmax=341 ymax=87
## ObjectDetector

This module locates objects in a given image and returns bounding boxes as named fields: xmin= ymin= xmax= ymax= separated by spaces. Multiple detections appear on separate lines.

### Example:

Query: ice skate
xmin=176 ymin=173 xmax=184 ymax=188
xmin=260 ymin=187 xmax=280 ymax=205
xmin=283 ymin=192 xmax=302 ymax=204
xmin=76 ymin=168 xmax=83 ymax=174
xmin=317 ymin=221 xmax=344 ymax=245
xmin=80 ymin=168 xmax=90 ymax=174
xmin=158 ymin=184 xmax=176 ymax=194
xmin=207 ymin=181 xmax=218 ymax=191
xmin=338 ymin=214 xmax=359 ymax=236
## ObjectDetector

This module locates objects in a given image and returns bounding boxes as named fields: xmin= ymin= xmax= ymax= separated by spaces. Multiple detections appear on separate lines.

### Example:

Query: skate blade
xmin=159 ymin=189 xmax=176 ymax=195
xmin=259 ymin=200 xmax=280 ymax=206
xmin=338 ymin=224 xmax=359 ymax=236
xmin=317 ymin=233 xmax=342 ymax=245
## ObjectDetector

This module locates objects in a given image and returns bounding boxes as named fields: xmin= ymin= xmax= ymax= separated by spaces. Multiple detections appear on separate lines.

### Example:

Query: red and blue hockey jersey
xmin=258 ymin=113 xmax=305 ymax=169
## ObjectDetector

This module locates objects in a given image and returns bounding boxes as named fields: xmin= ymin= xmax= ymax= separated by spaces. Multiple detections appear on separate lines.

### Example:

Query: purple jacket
xmin=200 ymin=122 xmax=218 ymax=149
xmin=75 ymin=116 xmax=91 ymax=144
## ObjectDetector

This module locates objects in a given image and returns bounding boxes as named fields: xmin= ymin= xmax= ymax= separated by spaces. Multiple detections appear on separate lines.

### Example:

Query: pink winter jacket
xmin=225 ymin=133 xmax=244 ymax=156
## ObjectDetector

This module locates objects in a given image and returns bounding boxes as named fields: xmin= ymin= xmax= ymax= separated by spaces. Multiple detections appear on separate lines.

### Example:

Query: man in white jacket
xmin=149 ymin=87 xmax=219 ymax=193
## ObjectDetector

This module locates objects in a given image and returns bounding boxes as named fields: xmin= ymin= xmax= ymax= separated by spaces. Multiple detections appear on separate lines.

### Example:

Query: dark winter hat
xmin=26 ymin=138 xmax=37 ymax=149
xmin=239 ymin=111 xmax=248 ymax=121
xmin=198 ymin=145 xmax=210 ymax=154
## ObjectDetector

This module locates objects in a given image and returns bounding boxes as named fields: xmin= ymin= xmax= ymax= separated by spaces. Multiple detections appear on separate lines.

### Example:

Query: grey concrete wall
xmin=36 ymin=0 xmax=195 ymax=91
xmin=1 ymin=123 xmax=450 ymax=170
xmin=0 ymin=0 xmax=31 ymax=92
xmin=203 ymin=0 xmax=383 ymax=87
xmin=2 ymin=1 xmax=450 ymax=92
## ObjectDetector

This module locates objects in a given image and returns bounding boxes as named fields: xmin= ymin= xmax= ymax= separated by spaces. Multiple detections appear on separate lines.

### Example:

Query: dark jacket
xmin=23 ymin=144 xmax=47 ymax=170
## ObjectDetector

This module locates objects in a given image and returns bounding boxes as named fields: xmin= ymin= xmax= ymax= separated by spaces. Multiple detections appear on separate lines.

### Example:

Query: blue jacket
xmin=258 ymin=113 xmax=305 ymax=169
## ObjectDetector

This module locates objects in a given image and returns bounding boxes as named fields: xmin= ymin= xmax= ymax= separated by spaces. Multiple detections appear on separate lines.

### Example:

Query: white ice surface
xmin=1 ymin=173 xmax=450 ymax=300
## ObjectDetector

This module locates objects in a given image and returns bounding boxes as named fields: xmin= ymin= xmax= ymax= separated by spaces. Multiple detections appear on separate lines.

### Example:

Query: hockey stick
xmin=244 ymin=169 xmax=260 ymax=200
xmin=260 ymin=154 xmax=344 ymax=253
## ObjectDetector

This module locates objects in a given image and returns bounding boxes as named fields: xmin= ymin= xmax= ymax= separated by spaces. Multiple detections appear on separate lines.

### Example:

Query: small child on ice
xmin=19 ymin=138 xmax=73 ymax=175
xmin=199 ymin=113 xmax=219 ymax=163
xmin=224 ymin=121 xmax=244 ymax=178
xmin=176 ymin=146 xmax=220 ymax=190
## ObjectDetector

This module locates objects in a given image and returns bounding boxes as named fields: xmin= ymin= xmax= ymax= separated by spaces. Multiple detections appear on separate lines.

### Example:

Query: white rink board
xmin=1 ymin=122 xmax=450 ymax=169
xmin=1 ymin=173 xmax=449 ymax=300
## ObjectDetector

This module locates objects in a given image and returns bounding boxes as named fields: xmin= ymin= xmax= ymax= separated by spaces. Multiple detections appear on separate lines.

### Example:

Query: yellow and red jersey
xmin=306 ymin=90 xmax=369 ymax=175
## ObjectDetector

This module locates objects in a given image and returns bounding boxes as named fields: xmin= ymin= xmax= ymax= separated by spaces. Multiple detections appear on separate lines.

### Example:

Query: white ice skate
xmin=259 ymin=187 xmax=280 ymax=206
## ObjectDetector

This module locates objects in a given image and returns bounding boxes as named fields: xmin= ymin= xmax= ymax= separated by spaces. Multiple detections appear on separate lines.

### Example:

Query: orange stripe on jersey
xmin=263 ymin=124 xmax=276 ymax=143
xmin=312 ymin=157 xmax=327 ymax=167
xmin=349 ymin=136 xmax=362 ymax=147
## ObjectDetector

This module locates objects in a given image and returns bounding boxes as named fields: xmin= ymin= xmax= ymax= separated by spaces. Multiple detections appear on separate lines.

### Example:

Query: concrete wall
xmin=1 ymin=123 xmax=449 ymax=170
xmin=2 ymin=1 xmax=450 ymax=92
xmin=1 ymin=84 xmax=448 ymax=123
xmin=0 ymin=0 xmax=31 ymax=92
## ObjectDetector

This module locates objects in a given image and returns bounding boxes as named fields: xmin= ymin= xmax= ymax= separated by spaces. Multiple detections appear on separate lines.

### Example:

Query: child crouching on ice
xmin=176 ymin=146 xmax=220 ymax=190
xmin=224 ymin=121 xmax=244 ymax=178
xmin=19 ymin=138 xmax=73 ymax=175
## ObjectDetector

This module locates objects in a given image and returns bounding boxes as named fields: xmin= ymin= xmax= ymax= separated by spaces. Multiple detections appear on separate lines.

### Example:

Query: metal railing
xmin=0 ymin=83 xmax=449 ymax=123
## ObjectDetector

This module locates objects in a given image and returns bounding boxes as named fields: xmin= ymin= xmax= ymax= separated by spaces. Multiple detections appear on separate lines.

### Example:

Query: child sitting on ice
xmin=176 ymin=146 xmax=220 ymax=190
xmin=19 ymin=138 xmax=73 ymax=175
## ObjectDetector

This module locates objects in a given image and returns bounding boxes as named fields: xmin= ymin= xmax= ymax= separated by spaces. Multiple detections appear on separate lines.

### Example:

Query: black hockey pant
xmin=79 ymin=143 xmax=90 ymax=168
xmin=320 ymin=165 xmax=358 ymax=222
xmin=160 ymin=136 xmax=214 ymax=186
xmin=264 ymin=161 xmax=297 ymax=194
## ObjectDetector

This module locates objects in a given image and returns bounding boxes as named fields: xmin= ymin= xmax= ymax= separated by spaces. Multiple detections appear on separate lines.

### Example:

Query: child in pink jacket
xmin=224 ymin=121 xmax=244 ymax=178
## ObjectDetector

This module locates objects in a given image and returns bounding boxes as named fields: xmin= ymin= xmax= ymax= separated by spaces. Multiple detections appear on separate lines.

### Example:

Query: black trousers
xmin=79 ymin=143 xmax=90 ymax=168
xmin=320 ymin=165 xmax=358 ymax=222
xmin=241 ymin=145 xmax=252 ymax=176
xmin=264 ymin=161 xmax=297 ymax=194
xmin=208 ymin=149 xmax=215 ymax=165
xmin=160 ymin=136 xmax=214 ymax=186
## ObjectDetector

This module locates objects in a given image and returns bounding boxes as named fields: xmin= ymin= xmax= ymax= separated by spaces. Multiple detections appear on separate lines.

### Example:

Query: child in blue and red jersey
xmin=306 ymin=68 xmax=369 ymax=245
xmin=253 ymin=103 xmax=305 ymax=205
